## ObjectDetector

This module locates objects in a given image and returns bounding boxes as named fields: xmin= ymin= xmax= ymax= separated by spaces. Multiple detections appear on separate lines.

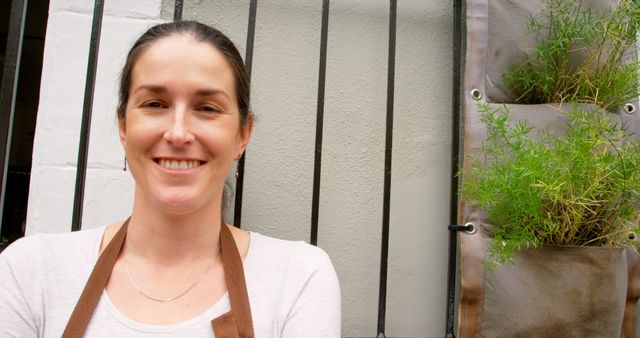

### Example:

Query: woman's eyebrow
xmin=133 ymin=84 xmax=166 ymax=95
xmin=132 ymin=85 xmax=229 ymax=100
xmin=195 ymin=88 xmax=229 ymax=99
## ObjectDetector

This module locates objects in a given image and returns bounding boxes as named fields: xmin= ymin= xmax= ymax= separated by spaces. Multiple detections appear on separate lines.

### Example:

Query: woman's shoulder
xmin=245 ymin=232 xmax=341 ymax=332
xmin=251 ymin=232 xmax=332 ymax=260
xmin=247 ymin=232 xmax=337 ymax=278
xmin=0 ymin=225 xmax=109 ymax=336
xmin=1 ymin=225 xmax=106 ymax=267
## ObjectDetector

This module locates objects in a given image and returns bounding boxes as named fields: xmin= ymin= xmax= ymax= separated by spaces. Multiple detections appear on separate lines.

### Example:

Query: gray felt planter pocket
xmin=480 ymin=244 xmax=627 ymax=338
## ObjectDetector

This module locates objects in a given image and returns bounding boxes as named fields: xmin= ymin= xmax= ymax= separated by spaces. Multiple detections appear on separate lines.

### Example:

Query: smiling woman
xmin=121 ymin=33 xmax=247 ymax=216
xmin=0 ymin=21 xmax=341 ymax=337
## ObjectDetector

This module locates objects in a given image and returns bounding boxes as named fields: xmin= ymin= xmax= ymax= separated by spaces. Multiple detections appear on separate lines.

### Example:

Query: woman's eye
xmin=199 ymin=105 xmax=221 ymax=113
xmin=143 ymin=101 xmax=165 ymax=108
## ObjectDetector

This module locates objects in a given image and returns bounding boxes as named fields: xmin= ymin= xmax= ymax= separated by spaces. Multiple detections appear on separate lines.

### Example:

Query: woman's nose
xmin=163 ymin=105 xmax=195 ymax=146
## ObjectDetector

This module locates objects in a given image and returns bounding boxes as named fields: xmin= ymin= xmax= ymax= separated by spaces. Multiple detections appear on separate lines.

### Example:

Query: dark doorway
xmin=1 ymin=0 xmax=50 ymax=249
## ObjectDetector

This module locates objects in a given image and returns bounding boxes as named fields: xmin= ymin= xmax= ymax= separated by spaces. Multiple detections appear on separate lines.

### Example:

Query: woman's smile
xmin=154 ymin=158 xmax=206 ymax=171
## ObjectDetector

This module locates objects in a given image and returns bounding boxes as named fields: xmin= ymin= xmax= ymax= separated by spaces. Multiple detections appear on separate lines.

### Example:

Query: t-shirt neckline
xmin=89 ymin=224 xmax=258 ymax=332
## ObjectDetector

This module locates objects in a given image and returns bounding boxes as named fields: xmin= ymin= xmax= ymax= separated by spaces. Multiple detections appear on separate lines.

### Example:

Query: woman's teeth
xmin=158 ymin=159 xmax=201 ymax=170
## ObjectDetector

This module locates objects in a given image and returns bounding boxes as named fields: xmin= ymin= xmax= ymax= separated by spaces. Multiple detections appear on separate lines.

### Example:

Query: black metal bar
xmin=377 ymin=0 xmax=396 ymax=336
xmin=173 ymin=0 xmax=183 ymax=21
xmin=234 ymin=0 xmax=258 ymax=228
xmin=446 ymin=0 xmax=463 ymax=336
xmin=310 ymin=0 xmax=330 ymax=246
xmin=0 ymin=0 xmax=28 ymax=234
xmin=71 ymin=0 xmax=105 ymax=231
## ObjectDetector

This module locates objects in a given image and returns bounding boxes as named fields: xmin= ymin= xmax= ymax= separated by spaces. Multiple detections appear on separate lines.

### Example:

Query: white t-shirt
xmin=0 ymin=226 xmax=341 ymax=337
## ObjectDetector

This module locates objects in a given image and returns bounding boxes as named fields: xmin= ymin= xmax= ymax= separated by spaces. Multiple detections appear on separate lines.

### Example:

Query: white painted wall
xmin=27 ymin=0 xmax=452 ymax=336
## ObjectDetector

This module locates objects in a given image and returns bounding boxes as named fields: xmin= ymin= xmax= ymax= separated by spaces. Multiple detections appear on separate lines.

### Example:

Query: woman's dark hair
xmin=117 ymin=21 xmax=251 ymax=127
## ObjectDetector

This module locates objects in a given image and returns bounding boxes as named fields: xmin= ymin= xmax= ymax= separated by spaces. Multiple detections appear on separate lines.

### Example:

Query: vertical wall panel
xmin=27 ymin=10 xmax=93 ymax=234
xmin=240 ymin=1 xmax=322 ymax=242
xmin=385 ymin=2 xmax=452 ymax=336
xmin=319 ymin=1 xmax=389 ymax=335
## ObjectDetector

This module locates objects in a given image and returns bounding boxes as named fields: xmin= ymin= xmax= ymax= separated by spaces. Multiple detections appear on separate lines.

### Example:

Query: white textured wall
xmin=28 ymin=0 xmax=452 ymax=336
xmin=27 ymin=0 xmax=162 ymax=233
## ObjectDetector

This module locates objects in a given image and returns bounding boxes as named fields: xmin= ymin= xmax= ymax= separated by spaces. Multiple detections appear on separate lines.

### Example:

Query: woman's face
xmin=119 ymin=34 xmax=251 ymax=215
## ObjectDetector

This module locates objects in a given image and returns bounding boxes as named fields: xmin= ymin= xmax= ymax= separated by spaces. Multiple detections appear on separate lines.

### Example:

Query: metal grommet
xmin=470 ymin=88 xmax=482 ymax=101
xmin=463 ymin=222 xmax=476 ymax=234
xmin=629 ymin=232 xmax=637 ymax=241
xmin=624 ymin=103 xmax=635 ymax=114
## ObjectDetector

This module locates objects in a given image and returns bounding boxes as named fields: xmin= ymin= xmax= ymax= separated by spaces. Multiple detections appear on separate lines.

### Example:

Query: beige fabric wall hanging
xmin=457 ymin=1 xmax=640 ymax=337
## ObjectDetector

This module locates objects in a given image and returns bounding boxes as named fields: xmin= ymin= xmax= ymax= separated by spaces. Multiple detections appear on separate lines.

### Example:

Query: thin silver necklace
xmin=125 ymin=255 xmax=218 ymax=303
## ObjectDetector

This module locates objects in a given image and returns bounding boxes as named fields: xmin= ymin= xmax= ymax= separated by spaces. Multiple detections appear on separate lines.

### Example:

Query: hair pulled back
xmin=117 ymin=21 xmax=251 ymax=126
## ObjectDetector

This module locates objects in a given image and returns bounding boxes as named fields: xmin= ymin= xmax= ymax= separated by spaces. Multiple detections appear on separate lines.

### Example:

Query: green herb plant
xmin=464 ymin=103 xmax=640 ymax=267
xmin=504 ymin=0 xmax=640 ymax=109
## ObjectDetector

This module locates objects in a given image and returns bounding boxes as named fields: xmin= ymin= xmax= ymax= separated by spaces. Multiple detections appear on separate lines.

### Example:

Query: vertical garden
xmin=457 ymin=0 xmax=640 ymax=336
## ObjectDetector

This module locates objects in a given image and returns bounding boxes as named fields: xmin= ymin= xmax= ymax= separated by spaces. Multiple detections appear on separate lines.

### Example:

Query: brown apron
xmin=61 ymin=218 xmax=255 ymax=338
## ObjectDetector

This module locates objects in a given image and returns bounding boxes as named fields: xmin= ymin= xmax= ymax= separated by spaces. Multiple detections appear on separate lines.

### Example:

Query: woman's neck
xmin=125 ymin=191 xmax=223 ymax=265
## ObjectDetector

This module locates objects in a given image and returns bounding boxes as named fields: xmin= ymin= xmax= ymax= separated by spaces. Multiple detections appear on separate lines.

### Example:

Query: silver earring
xmin=123 ymin=157 xmax=127 ymax=171
xmin=234 ymin=153 xmax=242 ymax=177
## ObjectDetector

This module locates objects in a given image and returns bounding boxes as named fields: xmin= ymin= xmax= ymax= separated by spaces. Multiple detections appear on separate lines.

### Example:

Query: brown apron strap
xmin=62 ymin=218 xmax=130 ymax=338
xmin=211 ymin=222 xmax=254 ymax=338
xmin=62 ymin=218 xmax=254 ymax=338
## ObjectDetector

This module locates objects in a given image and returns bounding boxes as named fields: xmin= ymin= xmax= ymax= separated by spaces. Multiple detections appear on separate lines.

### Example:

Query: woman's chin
xmin=136 ymin=184 xmax=221 ymax=216
xmin=158 ymin=203 xmax=197 ymax=215
xmin=152 ymin=192 xmax=208 ymax=215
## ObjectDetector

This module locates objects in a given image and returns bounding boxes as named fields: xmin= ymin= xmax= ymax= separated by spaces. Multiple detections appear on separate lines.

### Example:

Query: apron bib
xmin=61 ymin=218 xmax=254 ymax=338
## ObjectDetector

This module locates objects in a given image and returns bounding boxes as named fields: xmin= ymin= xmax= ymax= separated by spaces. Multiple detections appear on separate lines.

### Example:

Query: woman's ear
xmin=118 ymin=117 xmax=126 ymax=147
xmin=237 ymin=112 xmax=254 ymax=154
